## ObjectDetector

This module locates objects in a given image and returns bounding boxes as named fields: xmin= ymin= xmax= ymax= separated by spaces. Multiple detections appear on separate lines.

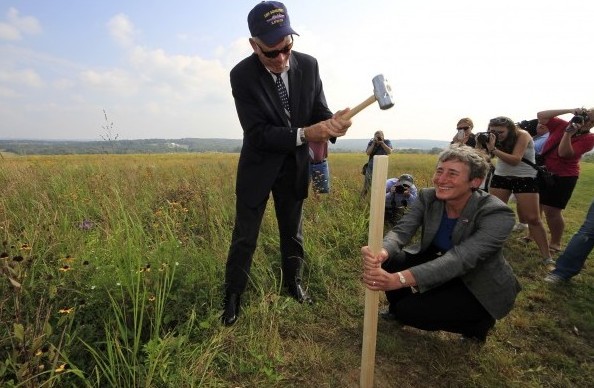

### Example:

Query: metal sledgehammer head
xmin=372 ymin=74 xmax=394 ymax=110
xmin=344 ymin=74 xmax=395 ymax=120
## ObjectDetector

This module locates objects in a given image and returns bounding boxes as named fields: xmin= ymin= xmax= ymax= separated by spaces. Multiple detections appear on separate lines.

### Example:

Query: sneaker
xmin=544 ymin=273 xmax=566 ymax=284
xmin=512 ymin=223 xmax=528 ymax=232
xmin=542 ymin=258 xmax=555 ymax=266
xmin=542 ymin=258 xmax=556 ymax=271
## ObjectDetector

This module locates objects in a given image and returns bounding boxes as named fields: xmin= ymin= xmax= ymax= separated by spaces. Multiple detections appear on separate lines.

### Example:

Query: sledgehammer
xmin=344 ymin=74 xmax=394 ymax=120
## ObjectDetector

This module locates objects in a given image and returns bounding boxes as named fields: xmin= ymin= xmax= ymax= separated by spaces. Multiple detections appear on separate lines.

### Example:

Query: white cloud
xmin=0 ymin=22 xmax=20 ymax=40
xmin=129 ymin=47 xmax=229 ymax=99
xmin=107 ymin=13 xmax=137 ymax=47
xmin=7 ymin=7 xmax=41 ymax=35
xmin=79 ymin=68 xmax=140 ymax=97
xmin=0 ymin=85 xmax=18 ymax=98
xmin=0 ymin=7 xmax=41 ymax=41
xmin=52 ymin=78 xmax=76 ymax=90
xmin=0 ymin=68 xmax=44 ymax=88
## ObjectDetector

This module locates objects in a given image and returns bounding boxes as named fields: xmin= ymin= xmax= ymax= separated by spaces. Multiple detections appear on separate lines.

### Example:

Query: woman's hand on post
xmin=361 ymin=246 xmax=391 ymax=290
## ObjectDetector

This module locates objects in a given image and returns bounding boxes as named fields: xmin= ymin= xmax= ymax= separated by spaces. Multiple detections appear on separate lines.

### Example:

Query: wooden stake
xmin=360 ymin=155 xmax=389 ymax=388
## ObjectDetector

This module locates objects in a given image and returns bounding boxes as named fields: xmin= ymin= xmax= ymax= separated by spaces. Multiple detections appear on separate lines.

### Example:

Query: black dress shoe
xmin=460 ymin=317 xmax=494 ymax=343
xmin=288 ymin=284 xmax=313 ymax=304
xmin=221 ymin=293 xmax=241 ymax=326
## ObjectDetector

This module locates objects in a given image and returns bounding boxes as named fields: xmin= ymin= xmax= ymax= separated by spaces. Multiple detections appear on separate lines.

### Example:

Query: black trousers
xmin=225 ymin=158 xmax=305 ymax=295
xmin=383 ymin=248 xmax=495 ymax=340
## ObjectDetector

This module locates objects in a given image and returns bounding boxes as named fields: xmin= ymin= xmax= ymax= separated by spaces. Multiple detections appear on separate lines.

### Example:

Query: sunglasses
xmin=256 ymin=37 xmax=293 ymax=59
xmin=490 ymin=130 xmax=505 ymax=135
xmin=489 ymin=117 xmax=510 ymax=126
xmin=456 ymin=126 xmax=471 ymax=131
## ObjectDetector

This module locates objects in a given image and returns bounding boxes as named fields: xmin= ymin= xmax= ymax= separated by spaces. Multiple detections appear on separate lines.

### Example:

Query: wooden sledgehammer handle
xmin=360 ymin=155 xmax=389 ymax=388
xmin=343 ymin=95 xmax=377 ymax=120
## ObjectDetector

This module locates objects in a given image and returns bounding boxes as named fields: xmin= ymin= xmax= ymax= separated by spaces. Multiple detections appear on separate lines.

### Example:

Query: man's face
xmin=536 ymin=123 xmax=548 ymax=136
xmin=250 ymin=35 xmax=293 ymax=73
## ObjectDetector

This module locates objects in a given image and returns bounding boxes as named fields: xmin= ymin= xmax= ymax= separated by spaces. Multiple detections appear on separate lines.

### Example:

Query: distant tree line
xmin=0 ymin=139 xmax=244 ymax=155
xmin=3 ymin=139 xmax=591 ymax=161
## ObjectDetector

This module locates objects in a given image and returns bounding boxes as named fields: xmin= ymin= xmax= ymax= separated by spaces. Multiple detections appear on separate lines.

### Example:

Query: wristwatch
xmin=396 ymin=272 xmax=406 ymax=285
xmin=299 ymin=127 xmax=307 ymax=143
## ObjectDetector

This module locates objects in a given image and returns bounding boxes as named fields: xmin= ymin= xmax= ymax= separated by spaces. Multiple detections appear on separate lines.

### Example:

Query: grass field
xmin=0 ymin=152 xmax=592 ymax=387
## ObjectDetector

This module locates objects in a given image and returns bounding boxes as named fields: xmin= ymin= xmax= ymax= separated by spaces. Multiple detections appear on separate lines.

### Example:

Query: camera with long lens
xmin=476 ymin=132 xmax=491 ymax=148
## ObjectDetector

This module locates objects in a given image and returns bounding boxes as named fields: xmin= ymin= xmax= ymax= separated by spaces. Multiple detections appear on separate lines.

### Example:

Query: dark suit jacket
xmin=230 ymin=51 xmax=333 ymax=207
xmin=383 ymin=188 xmax=521 ymax=319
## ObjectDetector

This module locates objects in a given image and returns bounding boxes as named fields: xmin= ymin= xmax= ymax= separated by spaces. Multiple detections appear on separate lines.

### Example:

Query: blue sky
xmin=1 ymin=0 xmax=593 ymax=141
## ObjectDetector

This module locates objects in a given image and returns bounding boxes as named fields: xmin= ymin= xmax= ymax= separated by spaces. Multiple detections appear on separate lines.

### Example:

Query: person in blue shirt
xmin=533 ymin=122 xmax=550 ymax=156
xmin=385 ymin=173 xmax=418 ymax=224
xmin=518 ymin=118 xmax=550 ymax=156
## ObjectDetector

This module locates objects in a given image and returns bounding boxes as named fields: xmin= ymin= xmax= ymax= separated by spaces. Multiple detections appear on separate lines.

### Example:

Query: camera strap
xmin=521 ymin=157 xmax=540 ymax=170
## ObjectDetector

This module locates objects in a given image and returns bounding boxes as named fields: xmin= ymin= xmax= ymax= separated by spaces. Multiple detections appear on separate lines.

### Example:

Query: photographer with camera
xmin=485 ymin=116 xmax=553 ymax=266
xmin=512 ymin=119 xmax=549 ymax=233
xmin=471 ymin=131 xmax=495 ymax=191
xmin=361 ymin=130 xmax=393 ymax=197
xmin=535 ymin=107 xmax=594 ymax=253
xmin=385 ymin=173 xmax=418 ymax=225
xmin=451 ymin=117 xmax=477 ymax=147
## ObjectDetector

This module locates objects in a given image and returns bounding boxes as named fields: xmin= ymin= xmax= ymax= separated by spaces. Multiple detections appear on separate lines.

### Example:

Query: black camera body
xmin=518 ymin=119 xmax=539 ymax=137
xmin=394 ymin=185 xmax=405 ymax=194
xmin=476 ymin=132 xmax=490 ymax=147
xmin=570 ymin=113 xmax=589 ymax=125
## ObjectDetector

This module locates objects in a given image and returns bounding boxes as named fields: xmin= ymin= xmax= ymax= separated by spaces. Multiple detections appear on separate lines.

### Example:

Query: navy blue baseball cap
xmin=248 ymin=1 xmax=299 ymax=46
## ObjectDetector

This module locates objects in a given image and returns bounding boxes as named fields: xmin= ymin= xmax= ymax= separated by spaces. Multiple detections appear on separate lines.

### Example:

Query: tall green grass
xmin=0 ymin=153 xmax=592 ymax=387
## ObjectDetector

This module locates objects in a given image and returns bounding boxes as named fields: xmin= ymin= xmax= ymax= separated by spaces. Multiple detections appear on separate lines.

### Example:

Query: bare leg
xmin=488 ymin=187 xmax=512 ymax=204
xmin=543 ymin=204 xmax=564 ymax=250
xmin=516 ymin=193 xmax=550 ymax=259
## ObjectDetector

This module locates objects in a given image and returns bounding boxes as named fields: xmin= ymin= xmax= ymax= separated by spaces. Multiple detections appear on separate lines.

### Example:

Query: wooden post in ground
xmin=360 ymin=155 xmax=389 ymax=388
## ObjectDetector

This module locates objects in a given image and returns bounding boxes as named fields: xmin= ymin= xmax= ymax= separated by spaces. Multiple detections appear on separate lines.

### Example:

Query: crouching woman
xmin=361 ymin=144 xmax=521 ymax=342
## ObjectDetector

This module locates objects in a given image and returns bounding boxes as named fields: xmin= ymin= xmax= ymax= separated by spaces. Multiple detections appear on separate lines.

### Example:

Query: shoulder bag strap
xmin=521 ymin=157 xmax=539 ymax=170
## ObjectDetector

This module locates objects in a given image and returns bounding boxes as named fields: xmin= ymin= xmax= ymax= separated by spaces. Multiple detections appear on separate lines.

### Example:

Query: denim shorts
xmin=489 ymin=175 xmax=539 ymax=193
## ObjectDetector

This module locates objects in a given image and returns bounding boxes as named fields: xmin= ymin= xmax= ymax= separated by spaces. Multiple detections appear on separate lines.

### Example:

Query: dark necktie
xmin=273 ymin=72 xmax=291 ymax=115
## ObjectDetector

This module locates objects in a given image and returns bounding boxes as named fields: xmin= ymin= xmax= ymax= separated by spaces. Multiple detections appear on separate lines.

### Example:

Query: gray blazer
xmin=383 ymin=188 xmax=521 ymax=319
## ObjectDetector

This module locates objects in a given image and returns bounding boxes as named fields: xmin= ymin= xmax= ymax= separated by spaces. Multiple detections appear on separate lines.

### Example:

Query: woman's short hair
xmin=438 ymin=144 xmax=489 ymax=181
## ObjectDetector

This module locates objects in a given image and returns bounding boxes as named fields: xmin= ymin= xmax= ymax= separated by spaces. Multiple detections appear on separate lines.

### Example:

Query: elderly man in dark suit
xmin=222 ymin=1 xmax=352 ymax=326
